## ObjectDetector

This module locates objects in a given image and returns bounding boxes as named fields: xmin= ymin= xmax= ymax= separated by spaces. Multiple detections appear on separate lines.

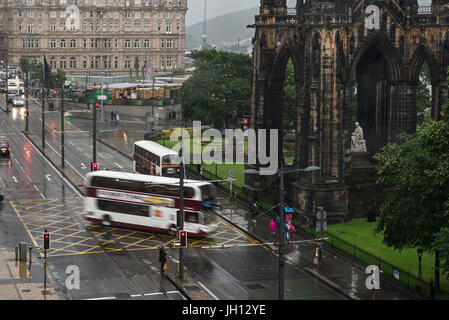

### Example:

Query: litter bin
xmin=19 ymin=241 xmax=27 ymax=262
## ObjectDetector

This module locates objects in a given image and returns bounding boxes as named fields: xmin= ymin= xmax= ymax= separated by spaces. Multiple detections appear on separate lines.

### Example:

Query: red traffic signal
xmin=44 ymin=233 xmax=50 ymax=250
xmin=179 ymin=230 xmax=187 ymax=247
xmin=91 ymin=162 xmax=98 ymax=171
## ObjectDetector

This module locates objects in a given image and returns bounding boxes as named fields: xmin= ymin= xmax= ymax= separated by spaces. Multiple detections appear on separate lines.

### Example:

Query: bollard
xmin=19 ymin=241 xmax=27 ymax=262
xmin=173 ymin=260 xmax=180 ymax=278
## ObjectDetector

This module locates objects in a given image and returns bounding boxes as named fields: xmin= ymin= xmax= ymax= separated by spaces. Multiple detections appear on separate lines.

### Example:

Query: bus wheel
xmin=168 ymin=225 xmax=177 ymax=236
xmin=102 ymin=215 xmax=112 ymax=227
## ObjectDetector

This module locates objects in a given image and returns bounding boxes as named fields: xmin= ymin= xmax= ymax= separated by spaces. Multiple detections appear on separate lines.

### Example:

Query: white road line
xmin=81 ymin=163 xmax=86 ymax=169
xmin=197 ymin=281 xmax=219 ymax=300
xmin=22 ymin=133 xmax=83 ymax=197
xmin=40 ymin=193 xmax=45 ymax=199
xmin=45 ymin=141 xmax=85 ymax=180
xmin=12 ymin=176 xmax=18 ymax=183
xmin=84 ymin=153 xmax=89 ymax=158
xmin=33 ymin=185 xmax=39 ymax=191
xmin=45 ymin=174 xmax=51 ymax=181
xmin=114 ymin=162 xmax=123 ymax=169
xmin=85 ymin=297 xmax=116 ymax=301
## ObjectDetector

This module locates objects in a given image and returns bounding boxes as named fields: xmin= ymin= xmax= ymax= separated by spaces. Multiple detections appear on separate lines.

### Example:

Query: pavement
xmin=0 ymin=248 xmax=60 ymax=300
xmin=0 ymin=99 xmax=420 ymax=300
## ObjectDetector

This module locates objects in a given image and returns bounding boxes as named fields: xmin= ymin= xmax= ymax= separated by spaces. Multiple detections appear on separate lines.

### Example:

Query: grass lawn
xmin=325 ymin=218 xmax=449 ymax=296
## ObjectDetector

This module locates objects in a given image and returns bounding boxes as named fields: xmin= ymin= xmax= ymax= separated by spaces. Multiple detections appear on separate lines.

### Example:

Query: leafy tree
xmin=374 ymin=77 xmax=449 ymax=291
xmin=181 ymin=49 xmax=252 ymax=128
xmin=283 ymin=59 xmax=297 ymax=132
xmin=417 ymin=62 xmax=432 ymax=125
xmin=434 ymin=228 xmax=449 ymax=280
xmin=52 ymin=69 xmax=66 ymax=88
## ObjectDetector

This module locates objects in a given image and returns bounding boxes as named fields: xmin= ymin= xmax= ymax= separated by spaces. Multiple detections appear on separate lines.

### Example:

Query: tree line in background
xmin=181 ymin=49 xmax=252 ymax=129
xmin=18 ymin=56 xmax=66 ymax=88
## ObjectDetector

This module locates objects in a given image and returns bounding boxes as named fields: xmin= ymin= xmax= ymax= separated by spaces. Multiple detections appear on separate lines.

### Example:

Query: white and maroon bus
xmin=133 ymin=140 xmax=181 ymax=178
xmin=84 ymin=171 xmax=217 ymax=237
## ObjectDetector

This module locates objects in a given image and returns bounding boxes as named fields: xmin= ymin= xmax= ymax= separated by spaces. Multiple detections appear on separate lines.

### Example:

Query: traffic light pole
xmin=25 ymin=71 xmax=29 ymax=131
xmin=178 ymin=137 xmax=185 ymax=280
xmin=278 ymin=161 xmax=285 ymax=300
xmin=61 ymin=83 xmax=65 ymax=168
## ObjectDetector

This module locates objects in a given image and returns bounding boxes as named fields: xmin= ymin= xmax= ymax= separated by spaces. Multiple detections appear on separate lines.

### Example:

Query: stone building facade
xmin=0 ymin=0 xmax=187 ymax=76
xmin=246 ymin=0 xmax=449 ymax=224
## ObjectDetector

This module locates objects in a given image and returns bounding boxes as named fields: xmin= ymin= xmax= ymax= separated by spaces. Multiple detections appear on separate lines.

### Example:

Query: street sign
xmin=97 ymin=95 xmax=107 ymax=101
xmin=317 ymin=208 xmax=327 ymax=220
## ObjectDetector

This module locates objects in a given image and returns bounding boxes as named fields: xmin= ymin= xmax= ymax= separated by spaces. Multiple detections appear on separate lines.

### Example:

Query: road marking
xmin=45 ymin=174 xmax=51 ymax=181
xmin=33 ymin=185 xmax=39 ymax=191
xmin=40 ymin=193 xmax=46 ymax=199
xmin=12 ymin=176 xmax=18 ymax=182
xmin=81 ymin=163 xmax=86 ymax=169
xmin=85 ymin=296 xmax=116 ymax=300
xmin=197 ymin=281 xmax=219 ymax=300
xmin=10 ymin=201 xmax=44 ymax=258
xmin=114 ymin=162 xmax=123 ymax=169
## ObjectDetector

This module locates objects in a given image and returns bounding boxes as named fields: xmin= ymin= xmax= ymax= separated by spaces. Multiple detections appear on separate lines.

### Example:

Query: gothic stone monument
xmin=245 ymin=0 xmax=449 ymax=224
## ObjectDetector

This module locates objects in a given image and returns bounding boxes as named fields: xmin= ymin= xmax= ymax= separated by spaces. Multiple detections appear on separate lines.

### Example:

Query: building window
xmin=160 ymin=39 xmax=165 ymax=48
xmin=166 ymin=39 xmax=173 ymax=48
xmin=39 ymin=23 xmax=43 ymax=32
xmin=124 ymin=23 xmax=131 ymax=32
xmin=70 ymin=39 xmax=76 ymax=48
xmin=134 ymin=39 xmax=140 ymax=48
xmin=70 ymin=57 xmax=76 ymax=69
xmin=166 ymin=56 xmax=173 ymax=69
xmin=124 ymin=57 xmax=131 ymax=68
xmin=115 ymin=23 xmax=120 ymax=32
xmin=18 ymin=24 xmax=22 ymax=32
xmin=103 ymin=23 xmax=107 ymax=32
xmin=114 ymin=57 xmax=118 ymax=68
xmin=144 ymin=39 xmax=150 ymax=48
xmin=60 ymin=58 xmax=66 ymax=69
xmin=157 ymin=23 xmax=162 ymax=32
xmin=166 ymin=23 xmax=172 ymax=33
xmin=109 ymin=23 xmax=113 ymax=32
xmin=83 ymin=23 xmax=88 ymax=32
xmin=135 ymin=11 xmax=141 ymax=19
xmin=50 ymin=39 xmax=56 ymax=48
xmin=125 ymin=11 xmax=131 ymax=18
xmin=124 ymin=39 xmax=131 ymax=48
xmin=115 ymin=39 xmax=119 ymax=48
xmin=60 ymin=22 xmax=66 ymax=31
xmin=50 ymin=22 xmax=56 ymax=31
xmin=144 ymin=23 xmax=150 ymax=32
xmin=27 ymin=23 xmax=34 ymax=34
xmin=160 ymin=56 xmax=165 ymax=69
xmin=83 ymin=60 xmax=87 ymax=68
xmin=83 ymin=39 xmax=87 ymax=48
xmin=134 ymin=23 xmax=140 ymax=32
xmin=176 ymin=22 xmax=180 ymax=32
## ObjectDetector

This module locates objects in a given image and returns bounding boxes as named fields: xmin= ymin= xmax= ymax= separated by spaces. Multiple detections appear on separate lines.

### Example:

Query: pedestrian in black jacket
xmin=159 ymin=246 xmax=167 ymax=276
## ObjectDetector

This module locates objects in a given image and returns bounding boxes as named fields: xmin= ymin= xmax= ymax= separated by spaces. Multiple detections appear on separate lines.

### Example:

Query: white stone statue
xmin=351 ymin=122 xmax=367 ymax=152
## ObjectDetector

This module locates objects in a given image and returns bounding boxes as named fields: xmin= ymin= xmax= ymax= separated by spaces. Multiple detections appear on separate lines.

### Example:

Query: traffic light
xmin=43 ymin=232 xmax=50 ymax=250
xmin=240 ymin=118 xmax=249 ymax=130
xmin=179 ymin=230 xmax=187 ymax=247
xmin=91 ymin=162 xmax=98 ymax=171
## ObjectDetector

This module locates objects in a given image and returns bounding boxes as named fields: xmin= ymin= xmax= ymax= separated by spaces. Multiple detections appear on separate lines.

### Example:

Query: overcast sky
xmin=186 ymin=0 xmax=259 ymax=26
xmin=186 ymin=0 xmax=433 ymax=26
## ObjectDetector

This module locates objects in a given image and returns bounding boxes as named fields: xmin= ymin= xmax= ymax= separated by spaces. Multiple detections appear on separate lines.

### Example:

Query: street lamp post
xmin=244 ymin=165 xmax=320 ymax=300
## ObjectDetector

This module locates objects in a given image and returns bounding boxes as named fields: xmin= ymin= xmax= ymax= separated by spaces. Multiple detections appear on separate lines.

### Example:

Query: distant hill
xmin=186 ymin=6 xmax=259 ymax=50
